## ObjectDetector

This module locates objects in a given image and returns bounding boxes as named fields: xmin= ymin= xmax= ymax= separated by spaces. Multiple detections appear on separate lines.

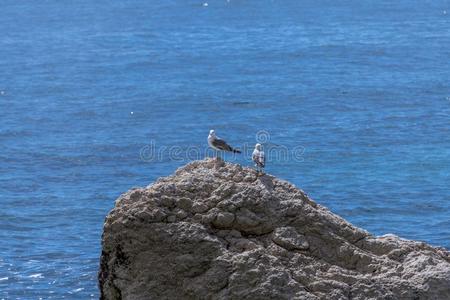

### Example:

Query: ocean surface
xmin=1 ymin=0 xmax=450 ymax=298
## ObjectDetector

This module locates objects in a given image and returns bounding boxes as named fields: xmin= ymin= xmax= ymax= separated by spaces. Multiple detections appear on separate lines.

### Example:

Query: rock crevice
xmin=99 ymin=158 xmax=450 ymax=299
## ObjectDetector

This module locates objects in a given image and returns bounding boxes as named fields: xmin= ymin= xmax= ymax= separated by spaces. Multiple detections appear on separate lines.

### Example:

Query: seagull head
xmin=209 ymin=129 xmax=215 ymax=137
xmin=255 ymin=143 xmax=262 ymax=150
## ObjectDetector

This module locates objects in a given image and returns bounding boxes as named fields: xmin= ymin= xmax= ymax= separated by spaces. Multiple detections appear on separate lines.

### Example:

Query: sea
xmin=1 ymin=0 xmax=449 ymax=298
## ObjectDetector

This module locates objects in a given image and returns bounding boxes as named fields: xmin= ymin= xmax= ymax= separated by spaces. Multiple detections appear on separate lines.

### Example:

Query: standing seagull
xmin=208 ymin=130 xmax=241 ymax=155
xmin=252 ymin=143 xmax=265 ymax=174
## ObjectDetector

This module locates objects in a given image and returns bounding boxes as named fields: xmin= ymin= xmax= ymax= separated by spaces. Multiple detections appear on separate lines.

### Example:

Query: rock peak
xmin=99 ymin=158 xmax=450 ymax=300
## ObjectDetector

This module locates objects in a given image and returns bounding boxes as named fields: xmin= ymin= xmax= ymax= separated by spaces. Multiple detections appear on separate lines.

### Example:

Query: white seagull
xmin=208 ymin=130 xmax=241 ymax=154
xmin=252 ymin=143 xmax=265 ymax=173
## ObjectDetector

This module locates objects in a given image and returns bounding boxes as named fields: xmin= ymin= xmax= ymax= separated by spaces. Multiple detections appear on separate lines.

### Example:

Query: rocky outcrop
xmin=99 ymin=158 xmax=450 ymax=300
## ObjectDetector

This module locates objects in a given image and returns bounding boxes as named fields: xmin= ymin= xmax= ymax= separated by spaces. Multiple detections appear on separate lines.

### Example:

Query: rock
xmin=192 ymin=202 xmax=209 ymax=213
xmin=212 ymin=212 xmax=235 ymax=228
xmin=99 ymin=158 xmax=450 ymax=300
xmin=176 ymin=197 xmax=193 ymax=211
xmin=272 ymin=226 xmax=309 ymax=250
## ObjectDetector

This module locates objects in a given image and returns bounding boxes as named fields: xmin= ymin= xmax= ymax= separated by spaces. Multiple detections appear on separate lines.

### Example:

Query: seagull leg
xmin=255 ymin=165 xmax=262 ymax=176
xmin=214 ymin=150 xmax=220 ymax=161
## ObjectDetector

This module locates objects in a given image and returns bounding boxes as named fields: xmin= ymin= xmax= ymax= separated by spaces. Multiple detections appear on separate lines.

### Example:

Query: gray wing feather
xmin=212 ymin=138 xmax=233 ymax=151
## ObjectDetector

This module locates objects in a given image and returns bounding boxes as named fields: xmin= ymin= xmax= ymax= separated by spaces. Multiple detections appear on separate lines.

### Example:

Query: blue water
xmin=1 ymin=0 xmax=450 ymax=298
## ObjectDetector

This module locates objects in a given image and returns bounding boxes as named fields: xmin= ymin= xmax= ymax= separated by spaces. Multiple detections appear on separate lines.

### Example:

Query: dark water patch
xmin=0 ymin=129 xmax=33 ymax=140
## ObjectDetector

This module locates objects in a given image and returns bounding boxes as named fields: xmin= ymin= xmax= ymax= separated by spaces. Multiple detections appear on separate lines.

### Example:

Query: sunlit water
xmin=1 ymin=0 xmax=450 ymax=298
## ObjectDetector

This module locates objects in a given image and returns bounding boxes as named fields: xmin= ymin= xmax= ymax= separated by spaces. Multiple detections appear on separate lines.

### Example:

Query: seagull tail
xmin=232 ymin=148 xmax=241 ymax=154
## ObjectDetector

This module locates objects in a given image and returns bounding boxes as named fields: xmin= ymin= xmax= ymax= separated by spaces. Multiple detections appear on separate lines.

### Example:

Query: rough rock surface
xmin=99 ymin=158 xmax=450 ymax=300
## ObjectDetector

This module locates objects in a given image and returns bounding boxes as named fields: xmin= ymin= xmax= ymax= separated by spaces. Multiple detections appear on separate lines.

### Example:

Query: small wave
xmin=70 ymin=287 xmax=85 ymax=293
xmin=29 ymin=273 xmax=44 ymax=279
xmin=0 ymin=277 xmax=8 ymax=281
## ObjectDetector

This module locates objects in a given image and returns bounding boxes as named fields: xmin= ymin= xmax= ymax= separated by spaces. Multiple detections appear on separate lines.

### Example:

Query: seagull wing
xmin=252 ymin=149 xmax=258 ymax=163
xmin=212 ymin=138 xmax=233 ymax=152
xmin=253 ymin=149 xmax=265 ymax=167
xmin=259 ymin=151 xmax=265 ymax=167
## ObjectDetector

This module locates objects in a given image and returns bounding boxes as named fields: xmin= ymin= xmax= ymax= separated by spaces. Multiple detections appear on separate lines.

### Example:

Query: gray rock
xmin=272 ymin=226 xmax=309 ymax=250
xmin=99 ymin=158 xmax=450 ymax=300
xmin=213 ymin=212 xmax=235 ymax=228
xmin=192 ymin=202 xmax=209 ymax=213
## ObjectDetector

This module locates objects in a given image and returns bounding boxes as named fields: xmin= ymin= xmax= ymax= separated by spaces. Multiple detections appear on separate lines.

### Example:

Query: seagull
xmin=208 ymin=130 xmax=241 ymax=155
xmin=252 ymin=143 xmax=265 ymax=173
